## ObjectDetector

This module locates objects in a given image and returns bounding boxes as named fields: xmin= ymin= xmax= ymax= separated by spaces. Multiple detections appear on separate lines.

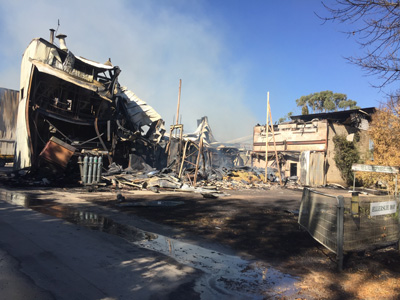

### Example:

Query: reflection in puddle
xmin=1 ymin=191 xmax=156 ymax=242
xmin=138 ymin=235 xmax=298 ymax=299
xmin=0 ymin=191 xmax=298 ymax=299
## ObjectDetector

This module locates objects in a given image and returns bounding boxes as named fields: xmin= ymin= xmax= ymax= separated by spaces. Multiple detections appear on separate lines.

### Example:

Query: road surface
xmin=0 ymin=199 xmax=201 ymax=300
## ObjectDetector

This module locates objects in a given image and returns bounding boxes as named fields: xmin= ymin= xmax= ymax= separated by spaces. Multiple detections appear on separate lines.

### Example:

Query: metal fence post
xmin=398 ymin=195 xmax=400 ymax=252
xmin=336 ymin=195 xmax=344 ymax=271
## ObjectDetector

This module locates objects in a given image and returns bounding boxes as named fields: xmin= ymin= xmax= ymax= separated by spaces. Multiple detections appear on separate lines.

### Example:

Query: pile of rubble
xmin=101 ymin=160 xmax=299 ymax=199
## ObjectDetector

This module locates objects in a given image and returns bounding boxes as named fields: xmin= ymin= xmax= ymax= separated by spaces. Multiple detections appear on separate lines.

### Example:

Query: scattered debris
xmin=3 ymin=31 xmax=301 ymax=196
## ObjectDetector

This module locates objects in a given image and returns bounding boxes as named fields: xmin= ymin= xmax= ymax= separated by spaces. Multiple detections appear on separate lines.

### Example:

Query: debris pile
xmin=98 ymin=160 xmax=299 ymax=200
xmin=3 ymin=31 xmax=300 ymax=195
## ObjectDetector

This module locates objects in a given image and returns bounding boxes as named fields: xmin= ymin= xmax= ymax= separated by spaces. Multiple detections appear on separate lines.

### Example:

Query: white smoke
xmin=0 ymin=0 xmax=257 ymax=142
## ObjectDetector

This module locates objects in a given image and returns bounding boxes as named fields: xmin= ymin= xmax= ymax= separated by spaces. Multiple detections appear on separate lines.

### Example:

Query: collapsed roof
xmin=14 ymin=34 xmax=165 ymax=172
xmin=183 ymin=116 xmax=217 ymax=146
xmin=290 ymin=107 xmax=376 ymax=124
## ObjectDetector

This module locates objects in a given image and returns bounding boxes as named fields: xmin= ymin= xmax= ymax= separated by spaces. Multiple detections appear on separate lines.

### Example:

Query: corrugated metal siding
xmin=0 ymin=88 xmax=19 ymax=156
xmin=309 ymin=152 xmax=325 ymax=186
xmin=300 ymin=151 xmax=326 ymax=187
xmin=299 ymin=151 xmax=310 ymax=185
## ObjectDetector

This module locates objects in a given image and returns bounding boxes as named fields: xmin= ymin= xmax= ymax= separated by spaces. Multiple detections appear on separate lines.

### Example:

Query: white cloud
xmin=0 ymin=0 xmax=257 ymax=141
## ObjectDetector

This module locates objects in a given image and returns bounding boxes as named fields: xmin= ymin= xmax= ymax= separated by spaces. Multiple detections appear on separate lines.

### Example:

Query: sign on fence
xmin=370 ymin=201 xmax=397 ymax=217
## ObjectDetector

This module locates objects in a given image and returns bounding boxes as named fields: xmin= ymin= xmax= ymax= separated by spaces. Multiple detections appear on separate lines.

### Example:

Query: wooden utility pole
xmin=175 ymin=79 xmax=182 ymax=125
xmin=167 ymin=79 xmax=183 ymax=172
xmin=264 ymin=92 xmax=283 ymax=186
xmin=265 ymin=92 xmax=269 ymax=183
xmin=268 ymin=101 xmax=283 ymax=186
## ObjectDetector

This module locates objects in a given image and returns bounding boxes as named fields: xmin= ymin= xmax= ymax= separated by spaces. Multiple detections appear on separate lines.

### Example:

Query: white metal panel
xmin=14 ymin=97 xmax=31 ymax=169
xmin=118 ymin=87 xmax=162 ymax=127
xmin=300 ymin=151 xmax=310 ymax=186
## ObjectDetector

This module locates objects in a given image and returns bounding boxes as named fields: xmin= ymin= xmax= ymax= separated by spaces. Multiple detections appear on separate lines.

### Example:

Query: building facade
xmin=252 ymin=108 xmax=375 ymax=186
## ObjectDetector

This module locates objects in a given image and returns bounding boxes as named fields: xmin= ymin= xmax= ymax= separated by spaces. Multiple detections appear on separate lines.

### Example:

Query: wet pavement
xmin=0 ymin=192 xmax=199 ymax=300
xmin=0 ymin=188 xmax=299 ymax=299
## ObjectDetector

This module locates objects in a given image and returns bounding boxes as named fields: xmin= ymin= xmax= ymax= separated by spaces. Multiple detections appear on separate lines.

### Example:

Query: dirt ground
xmin=86 ymin=186 xmax=400 ymax=300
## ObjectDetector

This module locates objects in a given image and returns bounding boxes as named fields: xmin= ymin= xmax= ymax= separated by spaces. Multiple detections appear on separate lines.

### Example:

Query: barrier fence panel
xmin=298 ymin=188 xmax=344 ymax=270
xmin=299 ymin=188 xmax=400 ymax=270
xmin=343 ymin=195 xmax=400 ymax=252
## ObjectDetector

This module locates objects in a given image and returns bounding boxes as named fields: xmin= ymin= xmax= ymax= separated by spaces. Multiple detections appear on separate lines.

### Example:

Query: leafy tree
xmin=322 ymin=1 xmax=400 ymax=89
xmin=333 ymin=135 xmax=360 ymax=185
xmin=295 ymin=90 xmax=359 ymax=114
xmin=357 ymin=94 xmax=400 ymax=193
xmin=278 ymin=111 xmax=293 ymax=124
xmin=301 ymin=105 xmax=309 ymax=115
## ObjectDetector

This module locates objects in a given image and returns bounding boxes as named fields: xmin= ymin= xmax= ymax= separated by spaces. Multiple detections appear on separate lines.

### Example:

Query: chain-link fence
xmin=299 ymin=188 xmax=400 ymax=270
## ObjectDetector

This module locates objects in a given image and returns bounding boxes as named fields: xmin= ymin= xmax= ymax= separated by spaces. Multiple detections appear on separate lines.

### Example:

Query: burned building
xmin=252 ymin=108 xmax=376 ymax=186
xmin=166 ymin=116 xmax=247 ymax=185
xmin=14 ymin=32 xmax=165 ymax=181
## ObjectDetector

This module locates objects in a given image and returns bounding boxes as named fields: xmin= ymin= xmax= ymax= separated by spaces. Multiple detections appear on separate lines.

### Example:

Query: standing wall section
xmin=0 ymin=88 xmax=19 ymax=160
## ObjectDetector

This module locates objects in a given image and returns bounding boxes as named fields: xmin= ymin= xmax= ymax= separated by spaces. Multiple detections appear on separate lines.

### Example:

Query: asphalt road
xmin=0 ymin=165 xmax=304 ymax=299
xmin=0 ymin=199 xmax=201 ymax=300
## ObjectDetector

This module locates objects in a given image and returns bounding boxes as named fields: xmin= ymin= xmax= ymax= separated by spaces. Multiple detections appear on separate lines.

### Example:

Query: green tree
xmin=278 ymin=111 xmax=293 ymax=124
xmin=333 ymin=135 xmax=360 ymax=185
xmin=301 ymin=105 xmax=309 ymax=115
xmin=357 ymin=93 xmax=400 ymax=193
xmin=295 ymin=91 xmax=359 ymax=115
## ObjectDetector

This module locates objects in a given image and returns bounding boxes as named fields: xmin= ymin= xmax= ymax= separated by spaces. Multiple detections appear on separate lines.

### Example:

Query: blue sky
xmin=0 ymin=0 xmax=388 ymax=142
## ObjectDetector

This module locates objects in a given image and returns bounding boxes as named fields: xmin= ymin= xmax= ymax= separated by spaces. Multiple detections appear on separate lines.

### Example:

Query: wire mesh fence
xmin=299 ymin=188 xmax=400 ymax=270
xmin=343 ymin=195 xmax=400 ymax=252
xmin=298 ymin=188 xmax=344 ymax=269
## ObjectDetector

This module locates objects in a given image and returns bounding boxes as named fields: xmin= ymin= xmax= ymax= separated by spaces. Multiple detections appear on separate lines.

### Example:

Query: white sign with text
xmin=370 ymin=201 xmax=397 ymax=217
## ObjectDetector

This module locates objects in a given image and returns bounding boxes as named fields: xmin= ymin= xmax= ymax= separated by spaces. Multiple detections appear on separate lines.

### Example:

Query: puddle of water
xmin=0 ymin=191 xmax=298 ymax=299
xmin=137 ymin=236 xmax=298 ymax=299
xmin=1 ymin=191 xmax=155 ymax=242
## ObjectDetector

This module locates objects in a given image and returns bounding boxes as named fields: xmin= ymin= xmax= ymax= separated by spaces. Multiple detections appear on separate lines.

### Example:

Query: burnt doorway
xmin=290 ymin=163 xmax=297 ymax=177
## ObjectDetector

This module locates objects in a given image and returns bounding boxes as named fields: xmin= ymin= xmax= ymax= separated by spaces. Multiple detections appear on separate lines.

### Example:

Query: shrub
xmin=333 ymin=135 xmax=360 ymax=186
